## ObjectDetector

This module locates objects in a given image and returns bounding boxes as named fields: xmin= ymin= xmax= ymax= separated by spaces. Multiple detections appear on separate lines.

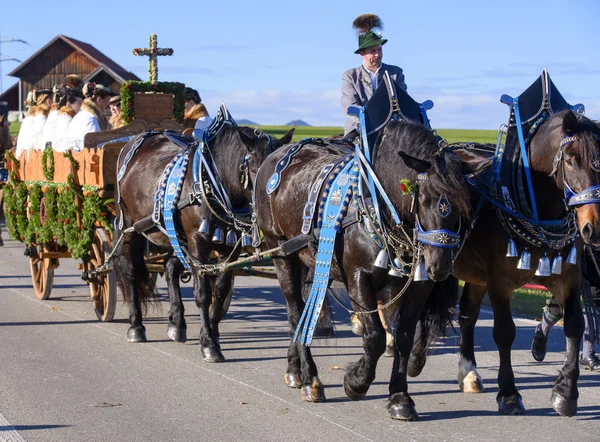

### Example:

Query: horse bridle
xmin=411 ymin=171 xmax=462 ymax=249
xmin=551 ymin=133 xmax=600 ymax=207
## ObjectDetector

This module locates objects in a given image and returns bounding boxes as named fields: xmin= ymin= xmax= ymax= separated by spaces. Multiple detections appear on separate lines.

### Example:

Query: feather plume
xmin=352 ymin=14 xmax=383 ymax=34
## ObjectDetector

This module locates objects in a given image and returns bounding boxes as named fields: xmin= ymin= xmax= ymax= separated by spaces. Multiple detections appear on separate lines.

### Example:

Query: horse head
xmin=532 ymin=110 xmax=600 ymax=245
xmin=378 ymin=121 xmax=480 ymax=281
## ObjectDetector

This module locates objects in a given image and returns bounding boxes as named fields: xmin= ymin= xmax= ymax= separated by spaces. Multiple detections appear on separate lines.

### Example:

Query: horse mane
xmin=381 ymin=120 xmax=473 ymax=218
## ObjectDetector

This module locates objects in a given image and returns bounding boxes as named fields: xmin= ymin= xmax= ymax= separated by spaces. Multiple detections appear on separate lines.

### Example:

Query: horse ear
xmin=398 ymin=150 xmax=431 ymax=173
xmin=276 ymin=128 xmax=295 ymax=147
xmin=562 ymin=110 xmax=578 ymax=136
xmin=237 ymin=129 xmax=257 ymax=152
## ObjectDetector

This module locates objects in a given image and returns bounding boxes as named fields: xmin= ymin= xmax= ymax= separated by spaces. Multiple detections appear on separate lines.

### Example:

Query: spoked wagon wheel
xmin=29 ymin=244 xmax=54 ymax=300
xmin=88 ymin=228 xmax=116 ymax=322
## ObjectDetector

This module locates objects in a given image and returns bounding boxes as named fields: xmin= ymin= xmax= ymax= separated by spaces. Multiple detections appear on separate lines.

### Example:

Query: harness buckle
xmin=302 ymin=201 xmax=316 ymax=220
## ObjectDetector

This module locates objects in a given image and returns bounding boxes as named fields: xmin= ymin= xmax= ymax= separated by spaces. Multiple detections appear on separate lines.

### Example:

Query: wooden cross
xmin=132 ymin=34 xmax=174 ymax=84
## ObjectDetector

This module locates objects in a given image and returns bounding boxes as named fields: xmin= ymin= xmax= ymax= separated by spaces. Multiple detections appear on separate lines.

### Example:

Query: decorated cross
xmin=132 ymin=34 xmax=174 ymax=84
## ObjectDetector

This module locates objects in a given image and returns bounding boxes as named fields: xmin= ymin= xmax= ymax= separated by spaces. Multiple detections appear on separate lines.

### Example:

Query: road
xmin=0 ymin=235 xmax=599 ymax=442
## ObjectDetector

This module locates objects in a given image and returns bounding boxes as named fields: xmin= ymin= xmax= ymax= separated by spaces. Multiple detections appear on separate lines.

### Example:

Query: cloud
xmin=186 ymin=44 xmax=251 ymax=53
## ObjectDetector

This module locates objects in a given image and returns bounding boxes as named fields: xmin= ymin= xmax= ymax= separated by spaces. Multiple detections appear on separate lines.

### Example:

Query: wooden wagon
xmin=4 ymin=89 xmax=186 ymax=321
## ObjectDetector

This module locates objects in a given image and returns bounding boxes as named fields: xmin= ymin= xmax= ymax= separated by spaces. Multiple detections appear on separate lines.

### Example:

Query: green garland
xmin=120 ymin=80 xmax=185 ymax=125
xmin=63 ymin=151 xmax=80 ymax=171
xmin=24 ymin=183 xmax=43 ymax=244
xmin=42 ymin=145 xmax=55 ymax=181
xmin=5 ymin=150 xmax=19 ymax=169
xmin=39 ymin=185 xmax=59 ymax=244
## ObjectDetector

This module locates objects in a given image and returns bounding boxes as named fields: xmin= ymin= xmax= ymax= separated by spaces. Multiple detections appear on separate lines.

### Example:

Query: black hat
xmin=184 ymin=87 xmax=201 ymax=103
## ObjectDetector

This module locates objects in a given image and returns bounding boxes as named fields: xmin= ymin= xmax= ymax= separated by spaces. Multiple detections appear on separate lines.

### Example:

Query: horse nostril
xmin=582 ymin=222 xmax=595 ymax=240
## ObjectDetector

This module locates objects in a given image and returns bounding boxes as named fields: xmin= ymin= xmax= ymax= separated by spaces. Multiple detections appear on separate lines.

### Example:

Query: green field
xmin=9 ymin=121 xmax=20 ymax=137
xmin=258 ymin=125 xmax=498 ymax=144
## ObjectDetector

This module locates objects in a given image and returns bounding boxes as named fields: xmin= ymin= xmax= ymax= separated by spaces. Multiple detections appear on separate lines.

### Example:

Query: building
xmin=0 ymin=34 xmax=140 ymax=113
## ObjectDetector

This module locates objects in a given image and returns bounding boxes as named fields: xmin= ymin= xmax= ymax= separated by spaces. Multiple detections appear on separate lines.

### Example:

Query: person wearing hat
xmin=52 ymin=86 xmax=84 ymax=152
xmin=108 ymin=95 xmax=124 ymax=129
xmin=341 ymin=14 xmax=407 ymax=138
xmin=15 ymin=90 xmax=38 ymax=158
xmin=28 ymin=88 xmax=54 ymax=151
xmin=64 ymin=82 xmax=115 ymax=151
xmin=183 ymin=87 xmax=211 ymax=129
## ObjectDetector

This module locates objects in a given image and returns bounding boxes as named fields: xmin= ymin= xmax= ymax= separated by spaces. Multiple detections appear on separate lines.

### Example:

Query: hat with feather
xmin=353 ymin=14 xmax=387 ymax=54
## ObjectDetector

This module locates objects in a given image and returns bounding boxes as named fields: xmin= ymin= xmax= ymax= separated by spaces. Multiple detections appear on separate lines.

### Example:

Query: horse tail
xmin=407 ymin=276 xmax=459 ymax=377
xmin=112 ymin=214 xmax=158 ymax=310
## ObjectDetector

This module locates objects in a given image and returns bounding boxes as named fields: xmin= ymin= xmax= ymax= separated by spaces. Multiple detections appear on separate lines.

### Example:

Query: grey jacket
xmin=341 ymin=63 xmax=407 ymax=136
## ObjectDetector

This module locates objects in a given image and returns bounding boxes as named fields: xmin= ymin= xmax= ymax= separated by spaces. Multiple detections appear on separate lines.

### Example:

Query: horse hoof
xmin=343 ymin=375 xmax=367 ymax=401
xmin=389 ymin=403 xmax=419 ymax=421
xmin=127 ymin=326 xmax=147 ymax=343
xmin=201 ymin=345 xmax=225 ymax=363
xmin=167 ymin=325 xmax=187 ymax=343
xmin=350 ymin=314 xmax=363 ymax=336
xmin=550 ymin=391 xmax=577 ymax=417
xmin=301 ymin=377 xmax=326 ymax=402
xmin=284 ymin=372 xmax=302 ymax=389
xmin=383 ymin=344 xmax=395 ymax=358
xmin=459 ymin=371 xmax=484 ymax=393
xmin=497 ymin=393 xmax=525 ymax=415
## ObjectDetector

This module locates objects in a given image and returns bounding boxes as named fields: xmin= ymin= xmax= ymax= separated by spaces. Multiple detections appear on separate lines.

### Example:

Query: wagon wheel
xmin=88 ymin=228 xmax=116 ymax=322
xmin=29 ymin=244 xmax=54 ymax=300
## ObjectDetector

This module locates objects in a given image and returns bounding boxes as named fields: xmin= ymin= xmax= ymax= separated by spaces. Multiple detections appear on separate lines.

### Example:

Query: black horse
xmin=409 ymin=110 xmax=600 ymax=417
xmin=254 ymin=120 xmax=480 ymax=415
xmin=113 ymin=124 xmax=293 ymax=361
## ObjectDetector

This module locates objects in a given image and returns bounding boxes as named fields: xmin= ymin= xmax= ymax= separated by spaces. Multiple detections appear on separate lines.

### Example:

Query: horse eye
xmin=565 ymin=158 xmax=574 ymax=168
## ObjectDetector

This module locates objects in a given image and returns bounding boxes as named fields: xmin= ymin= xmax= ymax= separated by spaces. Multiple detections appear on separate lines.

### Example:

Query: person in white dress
xmin=28 ymin=88 xmax=53 ymax=151
xmin=53 ymin=88 xmax=84 ymax=153
xmin=39 ymin=85 xmax=63 ymax=151
xmin=14 ymin=91 xmax=37 ymax=159
xmin=63 ymin=82 xmax=114 ymax=152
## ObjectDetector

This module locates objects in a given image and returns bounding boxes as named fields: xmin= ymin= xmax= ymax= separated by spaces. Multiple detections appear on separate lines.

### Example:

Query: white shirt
xmin=53 ymin=112 xmax=75 ymax=152
xmin=193 ymin=116 xmax=213 ymax=140
xmin=40 ymin=110 xmax=59 ymax=151
xmin=363 ymin=63 xmax=381 ymax=90
xmin=29 ymin=113 xmax=48 ymax=151
xmin=63 ymin=109 xmax=101 ymax=152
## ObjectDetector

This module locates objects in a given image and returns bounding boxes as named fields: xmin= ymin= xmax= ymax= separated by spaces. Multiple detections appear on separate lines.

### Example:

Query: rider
xmin=341 ymin=13 xmax=407 ymax=140
xmin=531 ymin=246 xmax=600 ymax=371
xmin=63 ymin=82 xmax=114 ymax=151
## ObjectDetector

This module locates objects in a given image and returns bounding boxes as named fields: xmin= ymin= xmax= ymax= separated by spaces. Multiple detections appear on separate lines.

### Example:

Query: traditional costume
xmin=341 ymin=14 xmax=407 ymax=136
xmin=53 ymin=106 xmax=77 ymax=152
xmin=15 ymin=91 xmax=37 ymax=159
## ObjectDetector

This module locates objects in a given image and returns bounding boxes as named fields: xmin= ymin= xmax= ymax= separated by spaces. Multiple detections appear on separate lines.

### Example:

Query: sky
xmin=1 ymin=0 xmax=599 ymax=129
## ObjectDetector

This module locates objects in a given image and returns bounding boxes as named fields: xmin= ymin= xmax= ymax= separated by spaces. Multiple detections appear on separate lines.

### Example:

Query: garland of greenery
xmin=63 ymin=151 xmax=80 ymax=171
xmin=5 ymin=151 xmax=19 ymax=169
xmin=120 ymin=80 xmax=185 ymax=125
xmin=42 ymin=145 xmax=55 ymax=181
xmin=3 ymin=178 xmax=114 ymax=261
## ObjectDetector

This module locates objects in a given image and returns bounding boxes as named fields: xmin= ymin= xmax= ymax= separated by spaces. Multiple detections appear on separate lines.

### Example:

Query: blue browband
xmin=415 ymin=216 xmax=461 ymax=248
xmin=565 ymin=182 xmax=600 ymax=207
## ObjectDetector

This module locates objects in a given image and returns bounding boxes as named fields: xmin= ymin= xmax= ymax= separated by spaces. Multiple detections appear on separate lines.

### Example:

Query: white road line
xmin=0 ymin=411 xmax=27 ymax=442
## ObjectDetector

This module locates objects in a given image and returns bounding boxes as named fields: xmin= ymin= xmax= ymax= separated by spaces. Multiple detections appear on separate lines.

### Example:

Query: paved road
xmin=0 ymin=235 xmax=599 ymax=442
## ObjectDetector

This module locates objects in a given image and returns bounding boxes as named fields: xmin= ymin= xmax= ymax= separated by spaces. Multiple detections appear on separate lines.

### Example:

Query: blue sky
xmin=2 ymin=0 xmax=599 ymax=129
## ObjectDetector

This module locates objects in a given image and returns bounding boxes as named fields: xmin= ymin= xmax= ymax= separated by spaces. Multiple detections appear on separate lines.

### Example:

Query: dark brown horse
xmin=112 ymin=125 xmax=293 ymax=361
xmin=254 ymin=120 xmax=481 ymax=412
xmin=410 ymin=110 xmax=600 ymax=417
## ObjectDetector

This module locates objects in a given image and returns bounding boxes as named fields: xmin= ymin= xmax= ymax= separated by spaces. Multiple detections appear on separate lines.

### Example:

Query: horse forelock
xmin=383 ymin=121 xmax=472 ymax=219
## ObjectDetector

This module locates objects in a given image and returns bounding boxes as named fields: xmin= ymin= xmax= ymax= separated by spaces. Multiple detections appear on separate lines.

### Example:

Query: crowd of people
xmin=13 ymin=75 xmax=211 ymax=158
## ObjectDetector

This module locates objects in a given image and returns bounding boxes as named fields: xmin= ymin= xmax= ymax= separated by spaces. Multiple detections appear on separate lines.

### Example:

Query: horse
xmin=409 ymin=109 xmax=600 ymax=417
xmin=253 ymin=119 xmax=481 ymax=414
xmin=112 ymin=123 xmax=293 ymax=362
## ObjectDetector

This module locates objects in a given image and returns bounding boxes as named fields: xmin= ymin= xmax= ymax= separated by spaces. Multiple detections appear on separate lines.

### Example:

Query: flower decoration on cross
xmin=132 ymin=34 xmax=174 ymax=84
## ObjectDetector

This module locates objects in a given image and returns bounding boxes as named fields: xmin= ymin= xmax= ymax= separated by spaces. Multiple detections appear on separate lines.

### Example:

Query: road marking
xmin=0 ymin=411 xmax=27 ymax=442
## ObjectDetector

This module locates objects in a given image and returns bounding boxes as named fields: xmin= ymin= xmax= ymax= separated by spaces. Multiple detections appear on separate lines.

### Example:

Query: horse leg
xmin=343 ymin=271 xmax=386 ymax=401
xmin=165 ymin=254 xmax=187 ymax=342
xmin=548 ymin=281 xmax=584 ymax=417
xmin=209 ymin=271 xmax=234 ymax=345
xmin=378 ymin=287 xmax=396 ymax=357
xmin=457 ymin=282 xmax=486 ymax=393
xmin=275 ymin=256 xmax=325 ymax=402
xmin=407 ymin=318 xmax=426 ymax=377
xmin=487 ymin=281 xmax=525 ymax=415
xmin=387 ymin=282 xmax=434 ymax=421
xmin=192 ymin=262 xmax=225 ymax=362
xmin=113 ymin=228 xmax=149 ymax=343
